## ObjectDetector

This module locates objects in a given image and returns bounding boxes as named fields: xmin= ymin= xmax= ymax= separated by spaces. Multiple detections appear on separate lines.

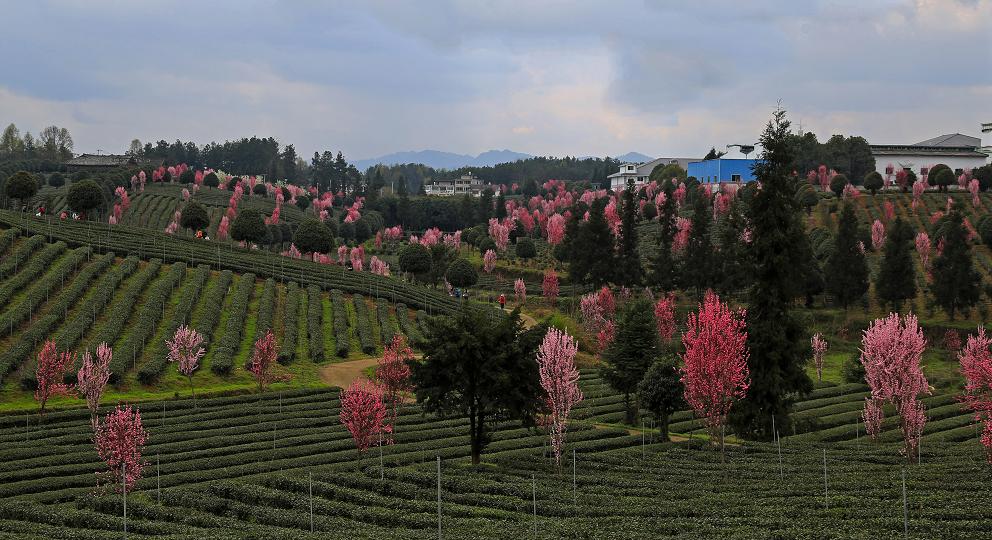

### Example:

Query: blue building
xmin=687 ymin=158 xmax=760 ymax=185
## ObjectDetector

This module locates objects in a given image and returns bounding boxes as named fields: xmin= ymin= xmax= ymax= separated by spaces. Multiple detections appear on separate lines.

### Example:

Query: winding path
xmin=318 ymin=308 xmax=540 ymax=389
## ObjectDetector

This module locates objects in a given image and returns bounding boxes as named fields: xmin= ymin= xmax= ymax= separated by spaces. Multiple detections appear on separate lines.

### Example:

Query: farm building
xmin=870 ymin=133 xmax=988 ymax=177
xmin=687 ymin=157 xmax=759 ymax=184
xmin=65 ymin=153 xmax=140 ymax=172
xmin=607 ymin=156 xmax=694 ymax=191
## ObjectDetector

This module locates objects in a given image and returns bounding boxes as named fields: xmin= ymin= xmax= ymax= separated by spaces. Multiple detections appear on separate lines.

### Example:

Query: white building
xmin=870 ymin=133 xmax=988 ymax=177
xmin=607 ymin=156 xmax=694 ymax=191
xmin=423 ymin=173 xmax=486 ymax=197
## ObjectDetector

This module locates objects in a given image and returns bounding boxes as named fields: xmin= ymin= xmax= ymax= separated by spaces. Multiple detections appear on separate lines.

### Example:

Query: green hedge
xmin=0 ymin=239 xmax=65 ymax=310
xmin=278 ymin=282 xmax=301 ymax=364
xmin=329 ymin=289 xmax=350 ymax=358
xmin=351 ymin=294 xmax=376 ymax=354
xmin=306 ymin=285 xmax=324 ymax=362
xmin=0 ymin=246 xmax=91 ymax=341
xmin=192 ymin=270 xmax=233 ymax=351
xmin=0 ymin=227 xmax=18 ymax=255
xmin=376 ymin=300 xmax=396 ymax=345
xmin=0 ymin=234 xmax=43 ymax=281
xmin=85 ymin=258 xmax=162 ymax=365
xmin=110 ymin=262 xmax=186 ymax=383
xmin=211 ymin=273 xmax=256 ymax=375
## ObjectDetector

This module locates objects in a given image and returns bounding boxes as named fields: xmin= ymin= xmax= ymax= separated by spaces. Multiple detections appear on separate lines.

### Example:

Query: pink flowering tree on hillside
xmin=249 ymin=329 xmax=278 ymax=393
xmin=94 ymin=404 xmax=147 ymax=492
xmin=339 ymin=378 xmax=390 ymax=456
xmin=376 ymin=335 xmax=414 ymax=426
xmin=35 ymin=340 xmax=76 ymax=415
xmin=514 ymin=278 xmax=527 ymax=305
xmin=680 ymin=291 xmax=749 ymax=455
xmin=915 ymin=232 xmax=931 ymax=271
xmin=871 ymin=219 xmax=885 ymax=251
xmin=958 ymin=327 xmax=992 ymax=463
xmin=536 ymin=328 xmax=583 ymax=468
xmin=483 ymin=249 xmax=497 ymax=274
xmin=811 ymin=333 xmax=828 ymax=382
xmin=653 ymin=293 xmax=676 ymax=344
xmin=77 ymin=343 xmax=112 ymax=427
xmin=166 ymin=325 xmax=205 ymax=404
xmin=860 ymin=313 xmax=930 ymax=462
xmin=542 ymin=268 xmax=559 ymax=306
xmin=546 ymin=213 xmax=566 ymax=246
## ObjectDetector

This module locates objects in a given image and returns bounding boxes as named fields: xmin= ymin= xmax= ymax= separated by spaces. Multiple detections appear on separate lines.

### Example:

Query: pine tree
xmin=727 ymin=108 xmax=813 ymax=440
xmin=568 ymin=199 xmax=616 ymax=287
xmin=683 ymin=188 xmax=715 ymax=296
xmin=615 ymin=180 xmax=643 ymax=286
xmin=602 ymin=298 xmax=658 ymax=424
xmin=876 ymin=217 xmax=917 ymax=311
xmin=931 ymin=210 xmax=981 ymax=320
xmin=650 ymin=184 xmax=677 ymax=290
xmin=714 ymin=197 xmax=750 ymax=296
xmin=824 ymin=202 xmax=869 ymax=309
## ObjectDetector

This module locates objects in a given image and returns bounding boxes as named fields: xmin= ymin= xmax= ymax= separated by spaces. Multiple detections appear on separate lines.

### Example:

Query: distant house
xmin=607 ymin=157 xmax=694 ymax=191
xmin=424 ymin=173 xmax=487 ymax=197
xmin=870 ymin=133 xmax=988 ymax=177
xmin=65 ymin=153 xmax=139 ymax=172
xmin=687 ymin=157 xmax=759 ymax=185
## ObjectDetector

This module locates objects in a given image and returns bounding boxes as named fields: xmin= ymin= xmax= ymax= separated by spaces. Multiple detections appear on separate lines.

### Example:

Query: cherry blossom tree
xmin=654 ymin=293 xmax=676 ymax=343
xmin=969 ymin=179 xmax=981 ymax=207
xmin=958 ymin=327 xmax=992 ymax=463
xmin=339 ymin=378 xmax=390 ymax=454
xmin=376 ymin=335 xmax=414 ymax=425
xmin=860 ymin=313 xmax=930 ymax=462
xmin=249 ymin=329 xmax=278 ymax=393
xmin=166 ymin=325 xmax=205 ymax=403
xmin=483 ymin=249 xmax=497 ymax=274
xmin=912 ymin=179 xmax=926 ymax=209
xmin=488 ymin=218 xmax=511 ymax=251
xmin=542 ymin=268 xmax=559 ymax=306
xmin=915 ymin=232 xmax=931 ymax=270
xmin=35 ymin=340 xmax=76 ymax=415
xmin=871 ymin=219 xmax=885 ymax=251
xmin=94 ymin=404 xmax=147 ymax=492
xmin=514 ymin=278 xmax=527 ymax=305
xmin=536 ymin=328 xmax=583 ymax=468
xmin=217 ymin=215 xmax=230 ymax=241
xmin=596 ymin=320 xmax=616 ymax=352
xmin=77 ymin=343 xmax=112 ymax=427
xmin=883 ymin=201 xmax=895 ymax=223
xmin=811 ymin=333 xmax=828 ymax=382
xmin=680 ymin=291 xmax=749 ymax=454
xmin=546 ymin=213 xmax=566 ymax=246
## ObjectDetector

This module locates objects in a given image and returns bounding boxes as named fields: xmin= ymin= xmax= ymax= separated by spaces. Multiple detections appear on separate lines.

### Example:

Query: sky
xmin=1 ymin=0 xmax=990 ymax=161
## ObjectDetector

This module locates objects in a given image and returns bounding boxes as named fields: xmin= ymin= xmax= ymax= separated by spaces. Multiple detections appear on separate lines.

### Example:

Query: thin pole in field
xmin=379 ymin=430 xmax=384 ymax=481
xmin=822 ymin=449 xmax=828 ymax=510
xmin=776 ymin=429 xmax=783 ymax=479
xmin=309 ymin=472 xmax=314 ymax=534
xmin=157 ymin=454 xmax=160 ymax=504
xmin=437 ymin=456 xmax=442 ymax=540
xmin=123 ymin=462 xmax=127 ymax=539
xmin=572 ymin=448 xmax=576 ymax=506
xmin=902 ymin=469 xmax=908 ymax=538
xmin=532 ymin=474 xmax=537 ymax=538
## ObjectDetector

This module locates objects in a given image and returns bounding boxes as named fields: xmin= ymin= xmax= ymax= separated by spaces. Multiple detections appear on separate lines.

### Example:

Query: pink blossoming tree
xmin=94 ymin=404 xmax=147 ymax=492
xmin=680 ymin=291 xmax=749 ymax=454
xmin=376 ymin=335 xmax=414 ymax=425
xmin=871 ymin=219 xmax=885 ymax=251
xmin=77 ymin=343 xmax=112 ymax=427
xmin=166 ymin=325 xmax=205 ymax=403
xmin=542 ymin=268 xmax=559 ymax=306
xmin=958 ymin=327 xmax=992 ymax=463
xmin=35 ymin=340 xmax=76 ymax=415
xmin=653 ymin=293 xmax=676 ymax=343
xmin=860 ymin=313 xmax=930 ymax=462
xmin=811 ymin=332 xmax=828 ymax=382
xmin=483 ymin=249 xmax=497 ymax=274
xmin=514 ymin=278 xmax=527 ymax=305
xmin=249 ymin=329 xmax=278 ymax=393
xmin=339 ymin=378 xmax=390 ymax=454
xmin=536 ymin=328 xmax=583 ymax=468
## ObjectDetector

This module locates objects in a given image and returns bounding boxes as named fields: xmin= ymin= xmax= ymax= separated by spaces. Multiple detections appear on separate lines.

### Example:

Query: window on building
xmin=731 ymin=174 xmax=742 ymax=182
xmin=955 ymin=168 xmax=963 ymax=176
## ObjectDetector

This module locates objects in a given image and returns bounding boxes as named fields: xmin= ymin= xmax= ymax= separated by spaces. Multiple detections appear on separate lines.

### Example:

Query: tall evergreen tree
xmin=615 ymin=180 xmax=643 ymax=286
xmin=727 ymin=108 xmax=813 ymax=440
xmin=568 ymin=199 xmax=616 ymax=287
xmin=495 ymin=191 xmax=507 ymax=219
xmin=931 ymin=210 xmax=981 ymax=320
xmin=713 ymin=197 xmax=751 ymax=296
xmin=602 ymin=298 xmax=658 ymax=424
xmin=649 ymin=184 xmax=677 ymax=290
xmin=824 ymin=203 xmax=869 ymax=309
xmin=876 ymin=217 xmax=917 ymax=311
xmin=683 ymin=188 xmax=716 ymax=296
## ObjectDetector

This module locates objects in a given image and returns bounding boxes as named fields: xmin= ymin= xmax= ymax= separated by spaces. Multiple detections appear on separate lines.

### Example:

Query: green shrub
xmin=211 ymin=273 xmax=256 ymax=375
xmin=306 ymin=285 xmax=324 ymax=362
xmin=330 ymin=289 xmax=351 ymax=358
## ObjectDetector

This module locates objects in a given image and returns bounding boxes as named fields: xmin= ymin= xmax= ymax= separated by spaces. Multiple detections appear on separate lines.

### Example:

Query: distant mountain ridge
xmin=355 ymin=149 xmax=655 ymax=171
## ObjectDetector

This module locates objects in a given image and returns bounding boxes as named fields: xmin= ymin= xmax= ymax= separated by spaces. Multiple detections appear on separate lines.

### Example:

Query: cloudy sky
xmin=1 ymin=0 xmax=989 ymax=161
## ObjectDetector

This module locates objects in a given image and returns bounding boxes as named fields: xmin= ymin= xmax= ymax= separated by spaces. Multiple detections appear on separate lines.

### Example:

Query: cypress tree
xmin=568 ymin=199 xmax=616 ymax=287
xmin=824 ymin=202 xmax=869 ymax=309
xmin=615 ymin=180 xmax=643 ymax=286
xmin=875 ymin=217 xmax=916 ymax=311
xmin=727 ymin=108 xmax=813 ymax=440
xmin=683 ymin=187 xmax=715 ymax=296
xmin=649 ymin=184 xmax=677 ymax=290
xmin=714 ymin=197 xmax=751 ymax=296
xmin=931 ymin=210 xmax=981 ymax=320
xmin=602 ymin=298 xmax=657 ymax=425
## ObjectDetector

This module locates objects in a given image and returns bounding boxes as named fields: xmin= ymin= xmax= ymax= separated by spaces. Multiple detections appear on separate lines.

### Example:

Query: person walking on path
xmin=498 ymin=293 xmax=506 ymax=309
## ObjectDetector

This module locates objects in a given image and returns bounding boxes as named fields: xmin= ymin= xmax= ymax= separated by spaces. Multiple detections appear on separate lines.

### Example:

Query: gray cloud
xmin=0 ymin=0 xmax=988 ymax=161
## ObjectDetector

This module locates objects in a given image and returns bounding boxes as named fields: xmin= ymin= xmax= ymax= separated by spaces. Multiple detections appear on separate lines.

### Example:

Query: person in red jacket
xmin=498 ymin=293 xmax=506 ymax=310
